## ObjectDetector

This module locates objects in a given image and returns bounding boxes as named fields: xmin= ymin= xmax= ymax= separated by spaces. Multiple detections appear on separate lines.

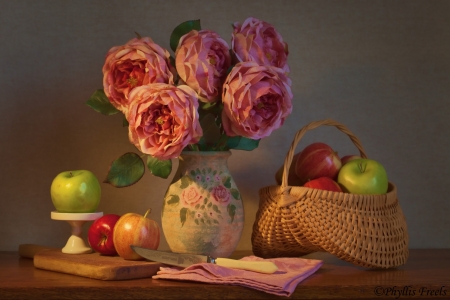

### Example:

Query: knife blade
xmin=130 ymin=246 xmax=278 ymax=274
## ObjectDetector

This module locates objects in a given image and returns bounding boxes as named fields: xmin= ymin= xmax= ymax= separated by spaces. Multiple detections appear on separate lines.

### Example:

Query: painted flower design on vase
xmin=162 ymin=151 xmax=243 ymax=258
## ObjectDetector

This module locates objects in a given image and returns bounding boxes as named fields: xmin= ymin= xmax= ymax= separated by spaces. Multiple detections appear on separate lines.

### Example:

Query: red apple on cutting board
xmin=113 ymin=209 xmax=160 ymax=260
xmin=295 ymin=142 xmax=342 ymax=184
xmin=303 ymin=177 xmax=342 ymax=192
xmin=88 ymin=214 xmax=121 ymax=256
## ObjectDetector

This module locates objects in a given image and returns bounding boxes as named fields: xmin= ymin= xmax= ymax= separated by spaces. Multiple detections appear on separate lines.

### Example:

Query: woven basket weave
xmin=251 ymin=119 xmax=409 ymax=268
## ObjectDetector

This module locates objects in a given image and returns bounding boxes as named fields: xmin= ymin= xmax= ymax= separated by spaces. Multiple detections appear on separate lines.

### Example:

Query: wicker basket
xmin=251 ymin=119 xmax=409 ymax=268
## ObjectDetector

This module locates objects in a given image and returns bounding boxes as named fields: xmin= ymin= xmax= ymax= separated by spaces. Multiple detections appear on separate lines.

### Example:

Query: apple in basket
xmin=274 ymin=152 xmax=302 ymax=186
xmin=88 ymin=214 xmax=121 ymax=256
xmin=113 ymin=209 xmax=160 ymax=260
xmin=337 ymin=158 xmax=388 ymax=194
xmin=303 ymin=177 xmax=342 ymax=192
xmin=294 ymin=142 xmax=342 ymax=184
xmin=341 ymin=155 xmax=362 ymax=165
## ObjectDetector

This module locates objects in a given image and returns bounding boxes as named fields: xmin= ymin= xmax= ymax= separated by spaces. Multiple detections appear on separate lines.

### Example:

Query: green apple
xmin=337 ymin=158 xmax=388 ymax=194
xmin=50 ymin=170 xmax=101 ymax=213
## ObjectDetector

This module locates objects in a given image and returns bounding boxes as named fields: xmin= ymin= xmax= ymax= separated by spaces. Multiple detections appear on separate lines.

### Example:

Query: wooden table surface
xmin=1 ymin=249 xmax=449 ymax=299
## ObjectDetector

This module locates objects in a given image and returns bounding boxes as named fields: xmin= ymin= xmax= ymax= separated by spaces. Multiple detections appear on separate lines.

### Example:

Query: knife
xmin=130 ymin=246 xmax=278 ymax=274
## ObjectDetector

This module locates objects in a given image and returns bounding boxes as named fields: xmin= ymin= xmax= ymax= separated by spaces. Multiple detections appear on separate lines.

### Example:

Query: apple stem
xmin=358 ymin=162 xmax=366 ymax=173
xmin=69 ymin=172 xmax=73 ymax=178
xmin=144 ymin=208 xmax=151 ymax=219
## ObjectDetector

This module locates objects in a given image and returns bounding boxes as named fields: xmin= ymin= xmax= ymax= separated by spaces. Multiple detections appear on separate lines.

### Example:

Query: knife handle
xmin=215 ymin=258 xmax=278 ymax=274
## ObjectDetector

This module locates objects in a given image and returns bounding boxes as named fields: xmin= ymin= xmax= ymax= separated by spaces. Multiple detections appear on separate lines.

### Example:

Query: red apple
xmin=303 ymin=177 xmax=342 ymax=192
xmin=294 ymin=142 xmax=342 ymax=184
xmin=341 ymin=155 xmax=362 ymax=165
xmin=113 ymin=209 xmax=160 ymax=260
xmin=275 ymin=152 xmax=302 ymax=186
xmin=88 ymin=214 xmax=121 ymax=256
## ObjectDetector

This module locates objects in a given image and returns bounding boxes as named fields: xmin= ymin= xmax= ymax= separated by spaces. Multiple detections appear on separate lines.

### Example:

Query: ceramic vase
xmin=161 ymin=151 xmax=244 ymax=258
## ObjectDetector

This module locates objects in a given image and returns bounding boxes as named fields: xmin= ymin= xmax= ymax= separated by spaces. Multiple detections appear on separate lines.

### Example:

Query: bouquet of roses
xmin=87 ymin=17 xmax=293 ymax=187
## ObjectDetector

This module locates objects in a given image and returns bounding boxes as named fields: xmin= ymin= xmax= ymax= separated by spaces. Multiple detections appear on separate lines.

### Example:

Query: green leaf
xmin=122 ymin=115 xmax=129 ymax=127
xmin=226 ymin=136 xmax=260 ymax=151
xmin=227 ymin=204 xmax=236 ymax=223
xmin=212 ymin=204 xmax=221 ymax=214
xmin=86 ymin=89 xmax=120 ymax=116
xmin=226 ymin=63 xmax=235 ymax=76
xmin=170 ymin=19 xmax=201 ymax=52
xmin=167 ymin=195 xmax=180 ymax=205
xmin=230 ymin=188 xmax=240 ymax=200
xmin=104 ymin=152 xmax=145 ymax=187
xmin=222 ymin=176 xmax=232 ymax=188
xmin=146 ymin=156 xmax=172 ymax=179
xmin=180 ymin=208 xmax=188 ymax=227
xmin=198 ymin=113 xmax=221 ymax=147
xmin=180 ymin=175 xmax=192 ymax=189
xmin=169 ymin=56 xmax=178 ymax=83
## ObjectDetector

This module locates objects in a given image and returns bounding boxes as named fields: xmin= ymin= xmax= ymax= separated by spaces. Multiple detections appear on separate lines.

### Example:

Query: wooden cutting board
xmin=19 ymin=244 xmax=164 ymax=280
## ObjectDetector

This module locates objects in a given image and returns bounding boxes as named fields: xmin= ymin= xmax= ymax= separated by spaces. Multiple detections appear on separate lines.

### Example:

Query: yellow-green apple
xmin=341 ymin=155 xmax=362 ymax=165
xmin=50 ymin=170 xmax=101 ymax=213
xmin=337 ymin=158 xmax=388 ymax=194
xmin=113 ymin=209 xmax=160 ymax=260
xmin=88 ymin=214 xmax=121 ymax=256
xmin=295 ymin=142 xmax=342 ymax=185
xmin=275 ymin=152 xmax=302 ymax=186
xmin=303 ymin=177 xmax=342 ymax=192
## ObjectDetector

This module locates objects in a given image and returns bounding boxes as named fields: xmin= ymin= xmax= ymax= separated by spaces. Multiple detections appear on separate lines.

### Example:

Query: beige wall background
xmin=0 ymin=0 xmax=449 ymax=252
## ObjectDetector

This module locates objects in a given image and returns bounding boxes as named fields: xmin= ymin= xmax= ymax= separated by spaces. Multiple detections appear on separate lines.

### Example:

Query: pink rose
xmin=175 ymin=30 xmax=231 ymax=103
xmin=103 ymin=37 xmax=175 ymax=112
xmin=181 ymin=186 xmax=203 ymax=207
xmin=232 ymin=17 xmax=289 ymax=73
xmin=221 ymin=61 xmax=293 ymax=139
xmin=126 ymin=83 xmax=203 ymax=160
xmin=211 ymin=185 xmax=231 ymax=205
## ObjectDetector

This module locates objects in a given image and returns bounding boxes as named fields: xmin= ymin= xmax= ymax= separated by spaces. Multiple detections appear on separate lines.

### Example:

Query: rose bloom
xmin=175 ymin=30 xmax=231 ymax=103
xmin=211 ymin=185 xmax=231 ymax=205
xmin=232 ymin=17 xmax=289 ymax=73
xmin=126 ymin=83 xmax=202 ymax=160
xmin=181 ymin=186 xmax=203 ymax=207
xmin=103 ymin=37 xmax=175 ymax=112
xmin=221 ymin=61 xmax=293 ymax=139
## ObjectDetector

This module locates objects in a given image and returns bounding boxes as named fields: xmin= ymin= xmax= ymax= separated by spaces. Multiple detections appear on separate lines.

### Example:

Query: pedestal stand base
xmin=51 ymin=211 xmax=103 ymax=254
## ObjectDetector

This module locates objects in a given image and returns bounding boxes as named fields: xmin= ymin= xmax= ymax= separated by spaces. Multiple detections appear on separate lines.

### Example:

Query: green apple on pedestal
xmin=50 ymin=170 xmax=101 ymax=213
xmin=337 ymin=158 xmax=388 ymax=194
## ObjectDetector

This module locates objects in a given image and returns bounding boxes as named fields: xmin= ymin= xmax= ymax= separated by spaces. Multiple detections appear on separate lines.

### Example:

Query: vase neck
xmin=178 ymin=151 xmax=231 ymax=175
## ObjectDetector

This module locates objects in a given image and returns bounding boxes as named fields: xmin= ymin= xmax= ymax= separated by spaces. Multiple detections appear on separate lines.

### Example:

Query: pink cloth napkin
xmin=152 ymin=255 xmax=323 ymax=297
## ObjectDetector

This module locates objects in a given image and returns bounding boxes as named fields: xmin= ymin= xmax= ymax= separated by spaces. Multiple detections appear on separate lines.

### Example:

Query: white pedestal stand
xmin=51 ymin=211 xmax=103 ymax=254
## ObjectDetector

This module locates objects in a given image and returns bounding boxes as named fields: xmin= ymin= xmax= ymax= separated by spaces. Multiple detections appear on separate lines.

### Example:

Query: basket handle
xmin=281 ymin=119 xmax=368 ymax=190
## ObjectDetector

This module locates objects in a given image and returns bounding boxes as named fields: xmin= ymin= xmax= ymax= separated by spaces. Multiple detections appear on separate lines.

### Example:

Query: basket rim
xmin=280 ymin=119 xmax=368 ymax=189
